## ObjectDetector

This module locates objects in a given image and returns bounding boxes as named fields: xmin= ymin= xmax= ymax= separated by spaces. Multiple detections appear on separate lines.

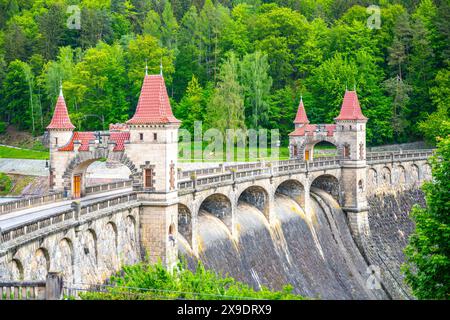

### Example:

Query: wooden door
xmin=73 ymin=175 xmax=81 ymax=199
xmin=305 ymin=150 xmax=310 ymax=161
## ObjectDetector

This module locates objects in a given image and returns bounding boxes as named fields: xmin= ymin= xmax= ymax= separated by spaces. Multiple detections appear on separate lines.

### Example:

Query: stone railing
xmin=0 ymin=191 xmax=66 ymax=217
xmin=0 ymin=193 xmax=137 ymax=246
xmin=367 ymin=149 xmax=433 ymax=164
xmin=178 ymin=158 xmax=342 ymax=192
xmin=84 ymin=179 xmax=132 ymax=196
xmin=0 ymin=273 xmax=63 ymax=300
xmin=178 ymin=166 xmax=224 ymax=179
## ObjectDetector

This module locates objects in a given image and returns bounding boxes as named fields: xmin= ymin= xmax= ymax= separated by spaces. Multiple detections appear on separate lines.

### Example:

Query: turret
xmin=46 ymin=85 xmax=75 ymax=151
xmin=125 ymin=67 xmax=181 ymax=269
xmin=293 ymin=96 xmax=309 ymax=129
xmin=334 ymin=90 xmax=368 ymax=161
xmin=46 ymin=85 xmax=75 ymax=192
xmin=334 ymin=90 xmax=369 ymax=242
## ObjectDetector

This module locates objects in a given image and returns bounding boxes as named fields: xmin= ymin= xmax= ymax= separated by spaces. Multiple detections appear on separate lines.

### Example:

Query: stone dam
xmin=179 ymin=186 xmax=423 ymax=299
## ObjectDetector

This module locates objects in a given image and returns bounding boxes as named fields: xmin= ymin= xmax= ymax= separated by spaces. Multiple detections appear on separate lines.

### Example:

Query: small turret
xmin=293 ymin=96 xmax=309 ymax=128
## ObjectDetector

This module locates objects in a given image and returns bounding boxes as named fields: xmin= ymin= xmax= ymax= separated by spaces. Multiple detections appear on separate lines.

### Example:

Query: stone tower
xmin=334 ymin=90 xmax=370 ymax=241
xmin=46 ymin=85 xmax=75 ymax=192
xmin=125 ymin=70 xmax=181 ymax=269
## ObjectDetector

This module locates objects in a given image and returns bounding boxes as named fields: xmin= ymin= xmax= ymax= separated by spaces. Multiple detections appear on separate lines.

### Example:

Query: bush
xmin=79 ymin=260 xmax=305 ymax=300
xmin=0 ymin=173 xmax=13 ymax=195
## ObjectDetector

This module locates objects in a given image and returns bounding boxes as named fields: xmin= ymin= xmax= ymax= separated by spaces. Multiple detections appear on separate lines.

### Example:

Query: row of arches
xmin=367 ymin=163 xmax=430 ymax=188
xmin=8 ymin=215 xmax=138 ymax=283
xmin=178 ymin=174 xmax=341 ymax=247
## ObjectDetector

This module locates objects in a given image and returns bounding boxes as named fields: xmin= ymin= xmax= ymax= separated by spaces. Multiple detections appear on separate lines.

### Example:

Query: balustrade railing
xmin=0 ymin=281 xmax=46 ymax=300
xmin=84 ymin=179 xmax=132 ymax=196
xmin=0 ymin=191 xmax=66 ymax=217
xmin=0 ymin=193 xmax=137 ymax=245
xmin=0 ymin=273 xmax=63 ymax=300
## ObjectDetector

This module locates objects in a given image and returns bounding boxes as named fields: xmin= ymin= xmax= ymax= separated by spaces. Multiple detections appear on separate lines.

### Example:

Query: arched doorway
xmin=70 ymin=159 xmax=132 ymax=198
xmin=311 ymin=141 xmax=338 ymax=160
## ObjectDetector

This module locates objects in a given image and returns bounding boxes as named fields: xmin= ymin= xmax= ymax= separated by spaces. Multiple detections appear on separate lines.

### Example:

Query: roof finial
xmin=345 ymin=83 xmax=348 ymax=92
xmin=145 ymin=60 xmax=148 ymax=76
xmin=160 ymin=58 xmax=163 ymax=76
xmin=59 ymin=80 xmax=63 ymax=97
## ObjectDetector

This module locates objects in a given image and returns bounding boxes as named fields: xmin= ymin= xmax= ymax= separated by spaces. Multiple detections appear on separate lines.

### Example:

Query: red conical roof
xmin=293 ymin=97 xmax=309 ymax=124
xmin=335 ymin=91 xmax=367 ymax=121
xmin=127 ymin=74 xmax=181 ymax=125
xmin=46 ymin=89 xmax=75 ymax=130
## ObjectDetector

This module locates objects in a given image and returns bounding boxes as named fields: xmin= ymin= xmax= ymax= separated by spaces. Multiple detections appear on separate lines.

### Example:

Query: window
xmin=344 ymin=145 xmax=350 ymax=158
xmin=55 ymin=137 xmax=58 ymax=145
xmin=153 ymin=133 xmax=157 ymax=141
xmin=139 ymin=133 xmax=144 ymax=141
xmin=145 ymin=169 xmax=153 ymax=188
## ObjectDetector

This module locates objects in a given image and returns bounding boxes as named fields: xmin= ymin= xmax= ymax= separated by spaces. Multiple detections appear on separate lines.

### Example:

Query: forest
xmin=0 ymin=0 xmax=448 ymax=146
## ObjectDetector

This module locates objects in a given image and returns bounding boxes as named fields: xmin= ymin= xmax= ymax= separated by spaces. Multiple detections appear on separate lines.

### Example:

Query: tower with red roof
xmin=289 ymin=89 xmax=369 ymax=234
xmin=124 ymin=68 xmax=181 ymax=268
xmin=46 ymin=85 xmax=75 ymax=191
xmin=334 ymin=90 xmax=369 ymax=222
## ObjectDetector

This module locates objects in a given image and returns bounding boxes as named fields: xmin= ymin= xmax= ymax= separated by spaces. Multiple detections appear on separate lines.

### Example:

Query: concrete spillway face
xmin=178 ymin=188 xmax=389 ymax=299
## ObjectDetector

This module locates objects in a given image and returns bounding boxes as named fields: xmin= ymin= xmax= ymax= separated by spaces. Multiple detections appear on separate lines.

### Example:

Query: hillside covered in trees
xmin=0 ymin=0 xmax=448 ymax=146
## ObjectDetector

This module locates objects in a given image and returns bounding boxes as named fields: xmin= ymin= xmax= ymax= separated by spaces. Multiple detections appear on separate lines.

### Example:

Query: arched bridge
xmin=0 ymin=149 xmax=433 ymax=286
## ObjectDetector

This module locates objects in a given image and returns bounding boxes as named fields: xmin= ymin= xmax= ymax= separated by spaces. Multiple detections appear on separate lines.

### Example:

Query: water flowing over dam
xmin=178 ymin=189 xmax=393 ymax=299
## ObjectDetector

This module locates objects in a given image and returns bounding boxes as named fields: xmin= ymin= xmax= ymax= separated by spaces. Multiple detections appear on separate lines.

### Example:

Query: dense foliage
xmin=0 ymin=172 xmax=12 ymax=195
xmin=79 ymin=260 xmax=304 ymax=300
xmin=403 ymin=136 xmax=450 ymax=300
xmin=0 ymin=0 xmax=448 ymax=146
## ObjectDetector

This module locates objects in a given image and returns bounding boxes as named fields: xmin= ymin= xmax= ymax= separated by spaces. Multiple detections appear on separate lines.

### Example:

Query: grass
xmin=0 ymin=145 xmax=49 ymax=160
xmin=0 ymin=143 xmax=336 ymax=162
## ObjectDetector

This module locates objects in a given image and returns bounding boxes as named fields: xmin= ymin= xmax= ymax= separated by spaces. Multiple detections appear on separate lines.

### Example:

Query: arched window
xmin=344 ymin=144 xmax=350 ymax=158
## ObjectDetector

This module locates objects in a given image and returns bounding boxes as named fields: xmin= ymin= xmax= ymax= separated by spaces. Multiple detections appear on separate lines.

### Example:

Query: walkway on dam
xmin=0 ymin=188 xmax=132 ymax=230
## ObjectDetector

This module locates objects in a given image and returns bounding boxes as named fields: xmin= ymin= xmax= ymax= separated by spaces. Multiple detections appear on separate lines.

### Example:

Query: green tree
xmin=174 ymin=75 xmax=207 ymax=133
xmin=1 ymin=60 xmax=35 ymax=130
xmin=403 ymin=136 xmax=450 ymax=299
xmin=240 ymin=50 xmax=272 ymax=129
xmin=383 ymin=76 xmax=412 ymax=142
xmin=418 ymin=68 xmax=450 ymax=144
xmin=207 ymin=52 xmax=245 ymax=133
xmin=161 ymin=0 xmax=179 ymax=51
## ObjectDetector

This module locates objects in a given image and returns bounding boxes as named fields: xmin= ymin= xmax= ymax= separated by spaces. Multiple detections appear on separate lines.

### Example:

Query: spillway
xmin=178 ymin=189 xmax=389 ymax=299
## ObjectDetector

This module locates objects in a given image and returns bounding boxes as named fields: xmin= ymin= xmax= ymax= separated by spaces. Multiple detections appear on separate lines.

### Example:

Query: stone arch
xmin=238 ymin=186 xmax=270 ymax=219
xmin=9 ymin=258 xmax=24 ymax=280
xmin=62 ymin=151 xmax=139 ymax=197
xmin=381 ymin=167 xmax=391 ymax=185
xmin=31 ymin=248 xmax=50 ymax=281
xmin=411 ymin=164 xmax=420 ymax=184
xmin=368 ymin=168 xmax=378 ymax=188
xmin=121 ymin=214 xmax=139 ymax=265
xmin=82 ymin=229 xmax=98 ymax=265
xmin=199 ymin=193 xmax=233 ymax=232
xmin=422 ymin=163 xmax=432 ymax=180
xmin=178 ymin=203 xmax=192 ymax=247
xmin=310 ymin=140 xmax=338 ymax=159
xmin=397 ymin=165 xmax=406 ymax=184
xmin=54 ymin=238 xmax=74 ymax=284
xmin=99 ymin=222 xmax=119 ymax=272
xmin=311 ymin=174 xmax=341 ymax=203
xmin=275 ymin=179 xmax=305 ymax=209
